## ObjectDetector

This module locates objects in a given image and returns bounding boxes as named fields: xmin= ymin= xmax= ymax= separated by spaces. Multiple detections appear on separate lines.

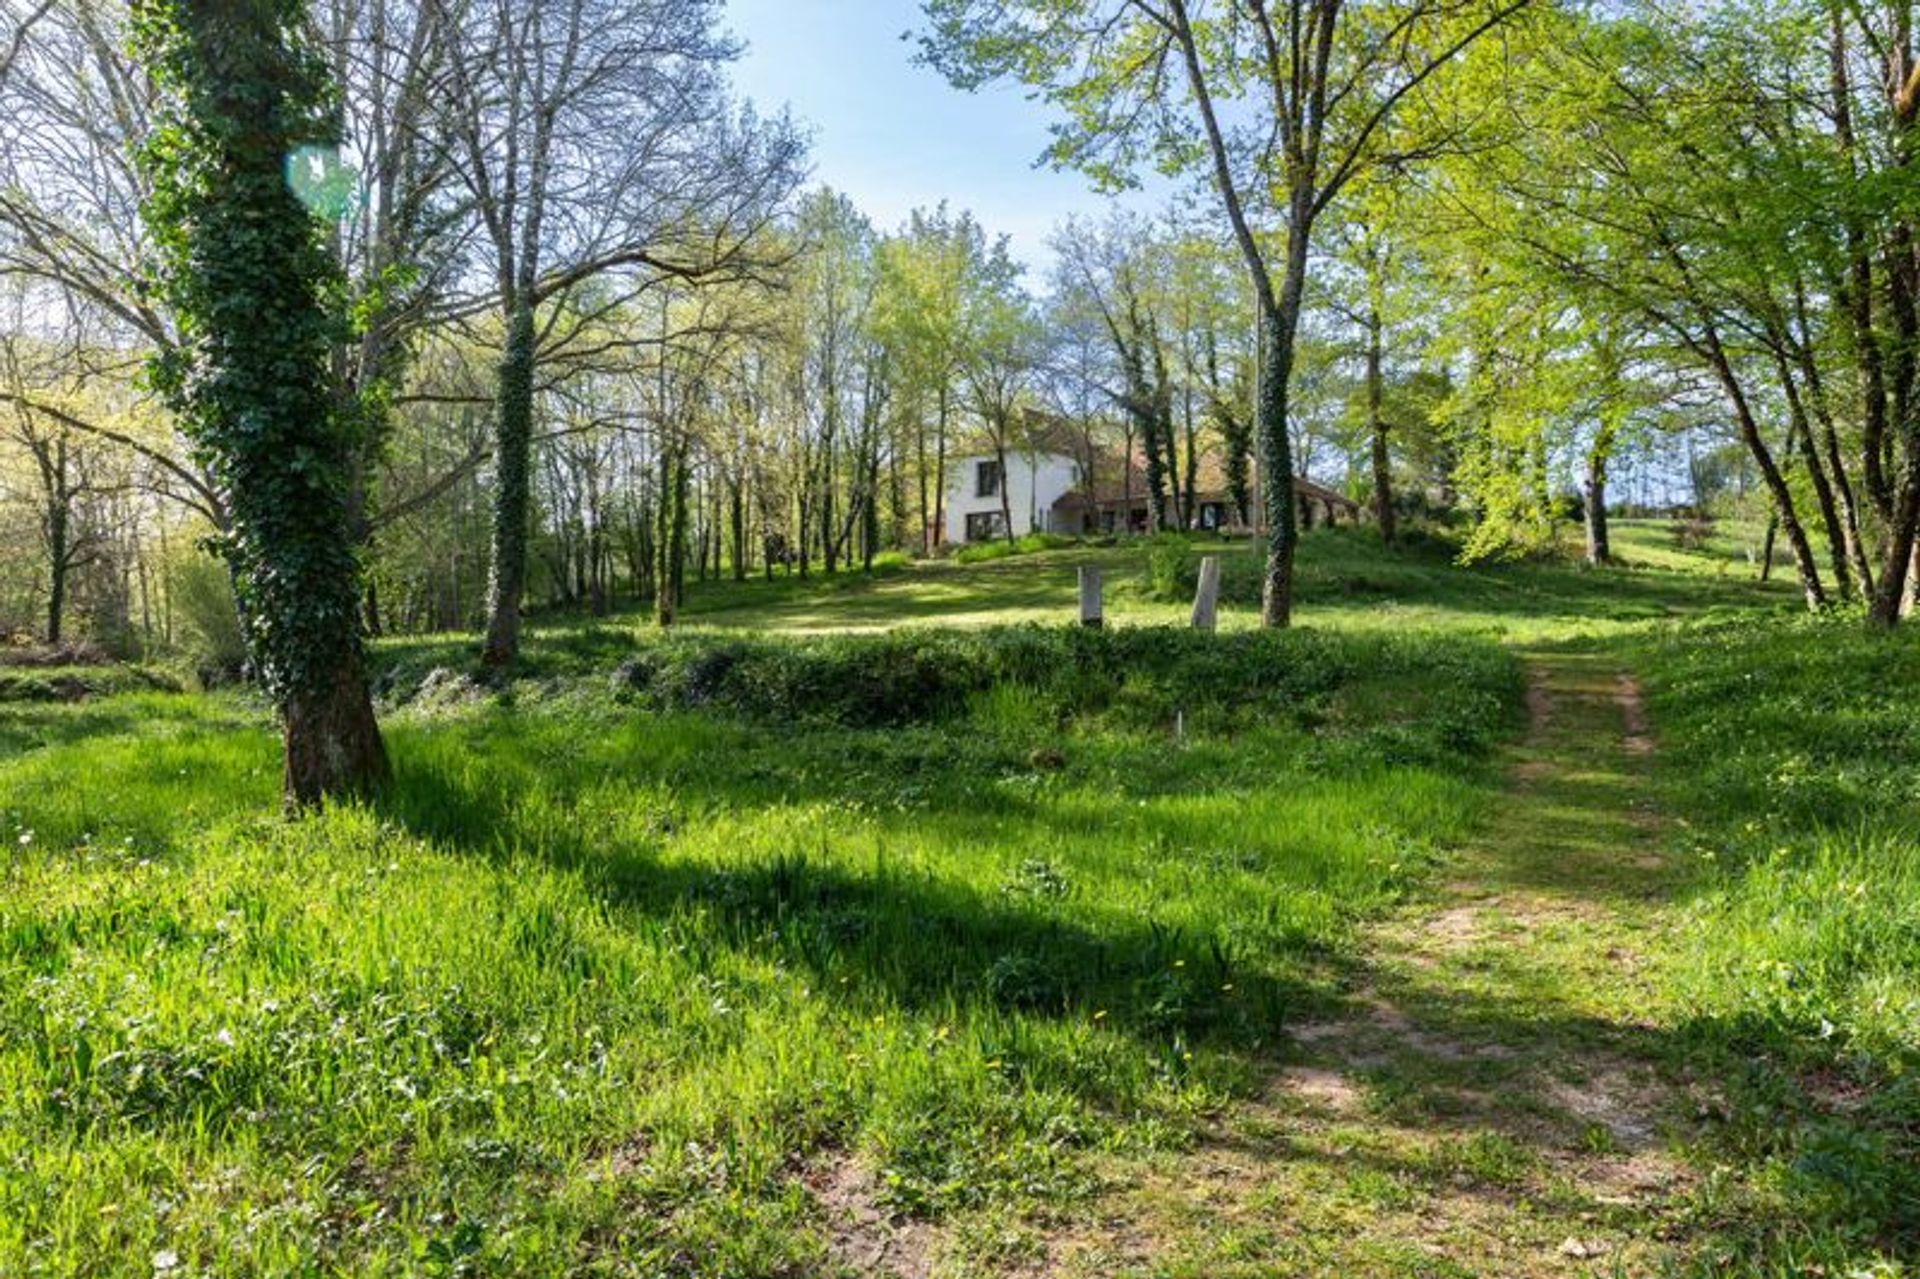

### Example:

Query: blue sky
xmin=723 ymin=0 xmax=1162 ymax=274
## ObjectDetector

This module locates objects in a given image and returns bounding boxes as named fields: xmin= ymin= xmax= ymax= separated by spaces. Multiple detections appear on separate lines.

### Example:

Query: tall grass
xmin=1638 ymin=613 xmax=1920 ymax=1245
xmin=0 ymin=624 xmax=1516 ymax=1275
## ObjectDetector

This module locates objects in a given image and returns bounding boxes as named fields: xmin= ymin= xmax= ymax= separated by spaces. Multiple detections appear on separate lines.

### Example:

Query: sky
xmin=722 ymin=0 xmax=1167 ymax=276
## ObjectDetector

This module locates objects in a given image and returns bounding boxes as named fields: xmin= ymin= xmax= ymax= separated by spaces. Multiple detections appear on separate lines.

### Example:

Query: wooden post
xmin=1190 ymin=555 xmax=1220 ymax=631
xmin=1078 ymin=565 xmax=1104 ymax=627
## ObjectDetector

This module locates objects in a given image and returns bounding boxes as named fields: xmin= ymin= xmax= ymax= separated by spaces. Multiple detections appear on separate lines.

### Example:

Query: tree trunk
xmin=44 ymin=437 xmax=68 ymax=645
xmin=1868 ymin=467 xmax=1920 ymax=627
xmin=482 ymin=302 xmax=536 ymax=666
xmin=1584 ymin=445 xmax=1611 ymax=566
xmin=730 ymin=475 xmax=747 ymax=582
xmin=932 ymin=386 xmax=948 ymax=551
xmin=283 ymin=650 xmax=389 ymax=809
xmin=997 ymin=436 xmax=1015 ymax=543
xmin=1257 ymin=271 xmax=1303 ymax=627
xmin=139 ymin=0 xmax=390 ymax=806
xmin=863 ymin=450 xmax=881 ymax=571
xmin=1829 ymin=12 xmax=1894 ymax=522
xmin=1808 ymin=358 xmax=1876 ymax=597
xmin=1178 ymin=380 xmax=1198 ymax=529
xmin=1704 ymin=327 xmax=1826 ymax=610
xmin=1773 ymin=345 xmax=1855 ymax=600
xmin=1142 ymin=373 xmax=1172 ymax=532
xmin=917 ymin=403 xmax=931 ymax=555
xmin=1366 ymin=311 xmax=1395 ymax=545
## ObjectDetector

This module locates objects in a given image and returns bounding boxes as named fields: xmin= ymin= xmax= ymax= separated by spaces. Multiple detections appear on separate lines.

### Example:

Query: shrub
xmin=604 ymin=623 xmax=1518 ymax=752
xmin=1142 ymin=534 xmax=1195 ymax=601
xmin=953 ymin=532 xmax=1077 ymax=565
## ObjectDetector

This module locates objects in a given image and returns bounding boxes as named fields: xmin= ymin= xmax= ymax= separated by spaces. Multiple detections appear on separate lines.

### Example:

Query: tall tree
xmin=873 ymin=205 xmax=1014 ymax=552
xmin=960 ymin=281 xmax=1039 ymax=542
xmin=437 ymin=0 xmax=799 ymax=665
xmin=136 ymin=0 xmax=389 ymax=804
xmin=923 ymin=0 xmax=1529 ymax=623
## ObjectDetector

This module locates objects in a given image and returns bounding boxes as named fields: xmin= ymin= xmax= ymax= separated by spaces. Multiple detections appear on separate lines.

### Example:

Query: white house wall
xmin=943 ymin=452 xmax=1079 ymax=544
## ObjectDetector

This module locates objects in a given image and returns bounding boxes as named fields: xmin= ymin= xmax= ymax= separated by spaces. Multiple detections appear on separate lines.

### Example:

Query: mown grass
xmin=0 ymin=625 xmax=1518 ymax=1276
xmin=460 ymin=518 xmax=1793 ymax=650
xmin=1635 ymin=613 xmax=1920 ymax=1254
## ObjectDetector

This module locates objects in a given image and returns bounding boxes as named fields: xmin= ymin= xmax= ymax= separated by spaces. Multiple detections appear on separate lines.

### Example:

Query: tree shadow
xmin=377 ymin=744 xmax=1325 ymax=1114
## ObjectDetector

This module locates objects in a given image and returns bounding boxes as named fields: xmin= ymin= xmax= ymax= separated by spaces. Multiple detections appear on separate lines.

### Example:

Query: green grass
xmin=951 ymin=531 xmax=1078 ymax=564
xmin=0 ymin=664 xmax=185 ymax=704
xmin=1631 ymin=614 xmax=1920 ymax=1248
xmin=0 ymin=623 xmax=1517 ymax=1276
xmin=662 ymin=522 xmax=1799 ymax=644
xmin=5 ymin=525 xmax=1910 ymax=1275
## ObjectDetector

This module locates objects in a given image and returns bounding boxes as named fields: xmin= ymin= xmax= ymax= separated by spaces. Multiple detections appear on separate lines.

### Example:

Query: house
xmin=941 ymin=413 xmax=1091 ymax=545
xmin=1046 ymin=457 xmax=1363 ymax=539
xmin=942 ymin=448 xmax=1082 ymax=545
xmin=943 ymin=415 xmax=1365 ymax=545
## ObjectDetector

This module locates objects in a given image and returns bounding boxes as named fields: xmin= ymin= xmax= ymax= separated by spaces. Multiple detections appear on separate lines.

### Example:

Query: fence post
xmin=1078 ymin=565 xmax=1103 ymax=628
xmin=1190 ymin=555 xmax=1220 ymax=631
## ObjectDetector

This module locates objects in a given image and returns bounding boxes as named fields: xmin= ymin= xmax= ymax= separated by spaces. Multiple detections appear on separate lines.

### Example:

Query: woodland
xmin=1 ymin=1 xmax=1918 ymax=1276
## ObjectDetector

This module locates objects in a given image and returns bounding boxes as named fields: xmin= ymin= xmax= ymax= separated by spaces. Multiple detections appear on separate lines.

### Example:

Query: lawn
xmin=672 ymin=521 xmax=1800 ymax=644
xmin=3 ymin=527 xmax=1914 ymax=1277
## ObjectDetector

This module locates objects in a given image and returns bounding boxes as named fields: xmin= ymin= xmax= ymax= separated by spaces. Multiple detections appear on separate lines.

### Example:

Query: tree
xmin=873 ymin=205 xmax=1016 ymax=552
xmin=136 ymin=0 xmax=388 ymax=804
xmin=923 ymin=0 xmax=1529 ymax=623
xmin=1428 ymin=2 xmax=1911 ymax=613
xmin=1054 ymin=215 xmax=1182 ymax=531
xmin=960 ymin=281 xmax=1039 ymax=542
xmin=435 ymin=0 xmax=800 ymax=665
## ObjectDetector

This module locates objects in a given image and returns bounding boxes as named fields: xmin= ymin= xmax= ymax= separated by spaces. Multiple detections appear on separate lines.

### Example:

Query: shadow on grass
xmin=376 ymin=740 xmax=1316 ymax=1088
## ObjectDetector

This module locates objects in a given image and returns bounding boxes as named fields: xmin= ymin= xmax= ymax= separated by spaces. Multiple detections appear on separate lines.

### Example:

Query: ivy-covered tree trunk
xmin=1584 ymin=405 xmax=1621 ymax=567
xmin=137 ymin=0 xmax=388 ymax=806
xmin=482 ymin=303 xmax=535 ymax=666
xmin=1365 ymin=311 xmax=1395 ymax=546
xmin=1256 ymin=232 xmax=1306 ymax=627
xmin=33 ymin=432 xmax=71 ymax=644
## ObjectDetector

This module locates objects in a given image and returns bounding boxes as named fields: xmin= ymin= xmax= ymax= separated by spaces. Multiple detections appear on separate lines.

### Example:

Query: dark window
xmin=965 ymin=511 xmax=1004 ymax=542
xmin=1199 ymin=503 xmax=1223 ymax=530
xmin=975 ymin=460 xmax=1002 ymax=498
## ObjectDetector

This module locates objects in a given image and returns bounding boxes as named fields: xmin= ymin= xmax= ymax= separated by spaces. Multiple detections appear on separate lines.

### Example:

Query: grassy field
xmin=2 ymin=522 xmax=1914 ymax=1277
xmin=674 ymin=521 xmax=1798 ymax=643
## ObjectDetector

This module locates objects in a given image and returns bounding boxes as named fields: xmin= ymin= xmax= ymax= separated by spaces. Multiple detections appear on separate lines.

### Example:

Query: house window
xmin=965 ymin=511 xmax=1005 ymax=542
xmin=1199 ymin=502 xmax=1223 ymax=530
xmin=975 ymin=460 xmax=1002 ymax=498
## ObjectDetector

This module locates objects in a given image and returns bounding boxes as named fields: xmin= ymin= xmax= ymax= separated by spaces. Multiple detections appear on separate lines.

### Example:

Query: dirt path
xmin=1026 ymin=649 xmax=1711 ymax=1278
